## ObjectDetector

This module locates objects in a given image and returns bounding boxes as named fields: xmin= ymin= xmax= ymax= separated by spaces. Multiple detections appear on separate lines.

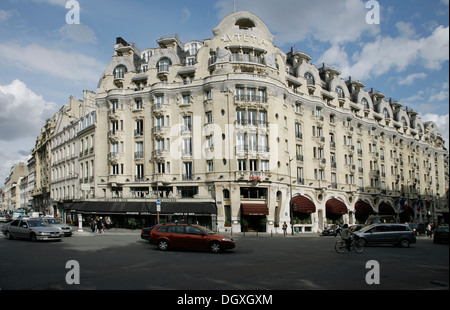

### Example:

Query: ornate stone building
xmin=67 ymin=11 xmax=448 ymax=232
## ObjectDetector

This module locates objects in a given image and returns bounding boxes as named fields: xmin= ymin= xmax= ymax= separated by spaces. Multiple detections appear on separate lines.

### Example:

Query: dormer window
xmin=157 ymin=58 xmax=171 ymax=73
xmin=305 ymin=72 xmax=315 ymax=85
xmin=235 ymin=18 xmax=255 ymax=30
xmin=362 ymin=98 xmax=370 ymax=110
xmin=336 ymin=86 xmax=345 ymax=99
xmin=114 ymin=65 xmax=127 ymax=79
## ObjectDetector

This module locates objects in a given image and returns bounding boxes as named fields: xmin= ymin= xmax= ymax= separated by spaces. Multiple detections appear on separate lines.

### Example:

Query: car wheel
xmin=30 ymin=233 xmax=37 ymax=242
xmin=5 ymin=231 xmax=13 ymax=240
xmin=158 ymin=239 xmax=169 ymax=251
xmin=210 ymin=241 xmax=222 ymax=253
xmin=399 ymin=239 xmax=410 ymax=248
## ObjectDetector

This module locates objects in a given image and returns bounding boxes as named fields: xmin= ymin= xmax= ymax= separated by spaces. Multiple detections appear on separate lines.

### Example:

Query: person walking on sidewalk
xmin=282 ymin=222 xmax=288 ymax=236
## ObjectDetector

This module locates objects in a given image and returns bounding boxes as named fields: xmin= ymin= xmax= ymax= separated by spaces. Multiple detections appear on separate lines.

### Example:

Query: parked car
xmin=357 ymin=223 xmax=416 ymax=248
xmin=148 ymin=223 xmax=235 ymax=253
xmin=0 ymin=213 xmax=12 ymax=223
xmin=2 ymin=219 xmax=62 ymax=241
xmin=322 ymin=224 xmax=341 ymax=236
xmin=141 ymin=225 xmax=157 ymax=241
xmin=433 ymin=225 xmax=449 ymax=244
xmin=41 ymin=217 xmax=73 ymax=237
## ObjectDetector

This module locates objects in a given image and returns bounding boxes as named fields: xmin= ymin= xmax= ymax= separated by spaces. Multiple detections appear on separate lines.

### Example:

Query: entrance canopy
xmin=65 ymin=201 xmax=216 ymax=216
xmin=241 ymin=203 xmax=269 ymax=216
xmin=355 ymin=200 xmax=376 ymax=215
xmin=291 ymin=195 xmax=316 ymax=214
xmin=378 ymin=202 xmax=396 ymax=215
xmin=326 ymin=199 xmax=348 ymax=215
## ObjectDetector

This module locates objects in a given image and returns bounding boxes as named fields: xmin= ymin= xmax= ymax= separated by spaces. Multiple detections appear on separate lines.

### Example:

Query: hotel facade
xmin=56 ymin=12 xmax=448 ymax=232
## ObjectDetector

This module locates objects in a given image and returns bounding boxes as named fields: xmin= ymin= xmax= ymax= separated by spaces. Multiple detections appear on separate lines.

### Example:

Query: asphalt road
xmin=0 ymin=232 xmax=448 ymax=291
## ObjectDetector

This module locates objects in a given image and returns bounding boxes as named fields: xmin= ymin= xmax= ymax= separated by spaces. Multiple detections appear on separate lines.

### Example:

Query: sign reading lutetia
xmin=221 ymin=34 xmax=269 ymax=47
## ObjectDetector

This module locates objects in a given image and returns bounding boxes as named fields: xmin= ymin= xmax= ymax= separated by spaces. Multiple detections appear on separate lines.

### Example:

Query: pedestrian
xmin=99 ymin=217 xmax=105 ymax=234
xmin=282 ymin=222 xmax=287 ymax=236
xmin=90 ymin=218 xmax=96 ymax=233
xmin=95 ymin=217 xmax=103 ymax=234
xmin=105 ymin=216 xmax=112 ymax=230
xmin=426 ymin=223 xmax=432 ymax=237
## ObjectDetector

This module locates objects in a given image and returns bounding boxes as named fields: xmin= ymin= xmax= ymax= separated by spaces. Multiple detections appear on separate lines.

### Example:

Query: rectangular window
xmin=238 ymin=159 xmax=247 ymax=171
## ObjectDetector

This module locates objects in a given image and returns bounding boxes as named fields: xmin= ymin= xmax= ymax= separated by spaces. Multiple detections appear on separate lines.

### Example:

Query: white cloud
xmin=0 ymin=43 xmax=105 ymax=83
xmin=428 ymin=82 xmax=449 ymax=102
xmin=321 ymin=25 xmax=449 ymax=81
xmin=420 ymin=113 xmax=449 ymax=150
xmin=215 ymin=0 xmax=379 ymax=45
xmin=0 ymin=80 xmax=57 ymax=142
xmin=398 ymin=73 xmax=427 ymax=86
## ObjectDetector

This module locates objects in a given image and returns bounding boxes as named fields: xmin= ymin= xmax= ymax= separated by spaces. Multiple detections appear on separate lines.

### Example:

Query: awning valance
xmin=65 ymin=201 xmax=216 ymax=216
xmin=326 ymin=199 xmax=348 ymax=215
xmin=291 ymin=195 xmax=316 ymax=214
xmin=241 ymin=203 xmax=269 ymax=216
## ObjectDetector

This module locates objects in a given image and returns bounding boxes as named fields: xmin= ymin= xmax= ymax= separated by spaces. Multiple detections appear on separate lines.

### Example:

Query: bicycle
xmin=335 ymin=235 xmax=365 ymax=254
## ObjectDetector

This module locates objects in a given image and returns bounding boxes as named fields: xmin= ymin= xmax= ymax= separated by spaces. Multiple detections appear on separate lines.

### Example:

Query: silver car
xmin=357 ymin=223 xmax=416 ymax=248
xmin=41 ymin=217 xmax=73 ymax=237
xmin=2 ymin=219 xmax=62 ymax=241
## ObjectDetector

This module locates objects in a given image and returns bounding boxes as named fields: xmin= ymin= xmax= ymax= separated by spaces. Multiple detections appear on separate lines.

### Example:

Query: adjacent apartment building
xmin=64 ymin=11 xmax=448 ymax=232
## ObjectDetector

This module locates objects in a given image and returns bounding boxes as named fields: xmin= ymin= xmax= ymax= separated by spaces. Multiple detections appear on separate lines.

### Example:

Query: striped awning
xmin=326 ymin=199 xmax=348 ymax=215
xmin=241 ymin=203 xmax=269 ymax=216
xmin=291 ymin=195 xmax=316 ymax=214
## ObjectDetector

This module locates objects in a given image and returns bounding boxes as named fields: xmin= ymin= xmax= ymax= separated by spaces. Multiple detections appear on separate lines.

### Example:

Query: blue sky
xmin=0 ymin=0 xmax=448 ymax=183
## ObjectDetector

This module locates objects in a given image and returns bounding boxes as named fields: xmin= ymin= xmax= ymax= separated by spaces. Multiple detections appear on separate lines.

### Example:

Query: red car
xmin=148 ymin=224 xmax=235 ymax=253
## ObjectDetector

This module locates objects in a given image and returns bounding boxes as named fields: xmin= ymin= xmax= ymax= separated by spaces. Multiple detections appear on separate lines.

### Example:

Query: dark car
xmin=357 ymin=223 xmax=416 ymax=248
xmin=433 ymin=225 xmax=449 ymax=244
xmin=408 ymin=223 xmax=426 ymax=236
xmin=322 ymin=224 xmax=341 ymax=236
xmin=141 ymin=225 xmax=157 ymax=241
xmin=149 ymin=223 xmax=235 ymax=253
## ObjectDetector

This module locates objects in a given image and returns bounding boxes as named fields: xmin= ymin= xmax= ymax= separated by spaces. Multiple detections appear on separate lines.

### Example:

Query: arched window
xmin=336 ymin=86 xmax=345 ymax=98
xmin=382 ymin=108 xmax=390 ymax=119
xmin=362 ymin=98 xmax=370 ymax=110
xmin=223 ymin=189 xmax=230 ymax=199
xmin=305 ymin=72 xmax=315 ymax=85
xmin=401 ymin=117 xmax=408 ymax=127
xmin=157 ymin=58 xmax=171 ymax=72
xmin=114 ymin=65 xmax=127 ymax=79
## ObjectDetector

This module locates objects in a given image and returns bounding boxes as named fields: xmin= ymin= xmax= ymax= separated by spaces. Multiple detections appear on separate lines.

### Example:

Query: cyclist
xmin=340 ymin=224 xmax=355 ymax=251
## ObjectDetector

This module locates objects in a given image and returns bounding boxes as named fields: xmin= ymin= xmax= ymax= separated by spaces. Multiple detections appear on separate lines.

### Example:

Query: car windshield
xmin=358 ymin=224 xmax=377 ymax=232
xmin=437 ymin=226 xmax=449 ymax=232
xmin=27 ymin=220 xmax=50 ymax=227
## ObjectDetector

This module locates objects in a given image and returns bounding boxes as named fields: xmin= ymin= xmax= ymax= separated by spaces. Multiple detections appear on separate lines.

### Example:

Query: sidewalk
xmin=71 ymin=226 xmax=141 ymax=236
xmin=70 ymin=226 xmax=320 ymax=238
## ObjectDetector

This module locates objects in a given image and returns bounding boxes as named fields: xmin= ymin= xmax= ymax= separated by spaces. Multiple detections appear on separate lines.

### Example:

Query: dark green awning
xmin=66 ymin=201 xmax=216 ymax=216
